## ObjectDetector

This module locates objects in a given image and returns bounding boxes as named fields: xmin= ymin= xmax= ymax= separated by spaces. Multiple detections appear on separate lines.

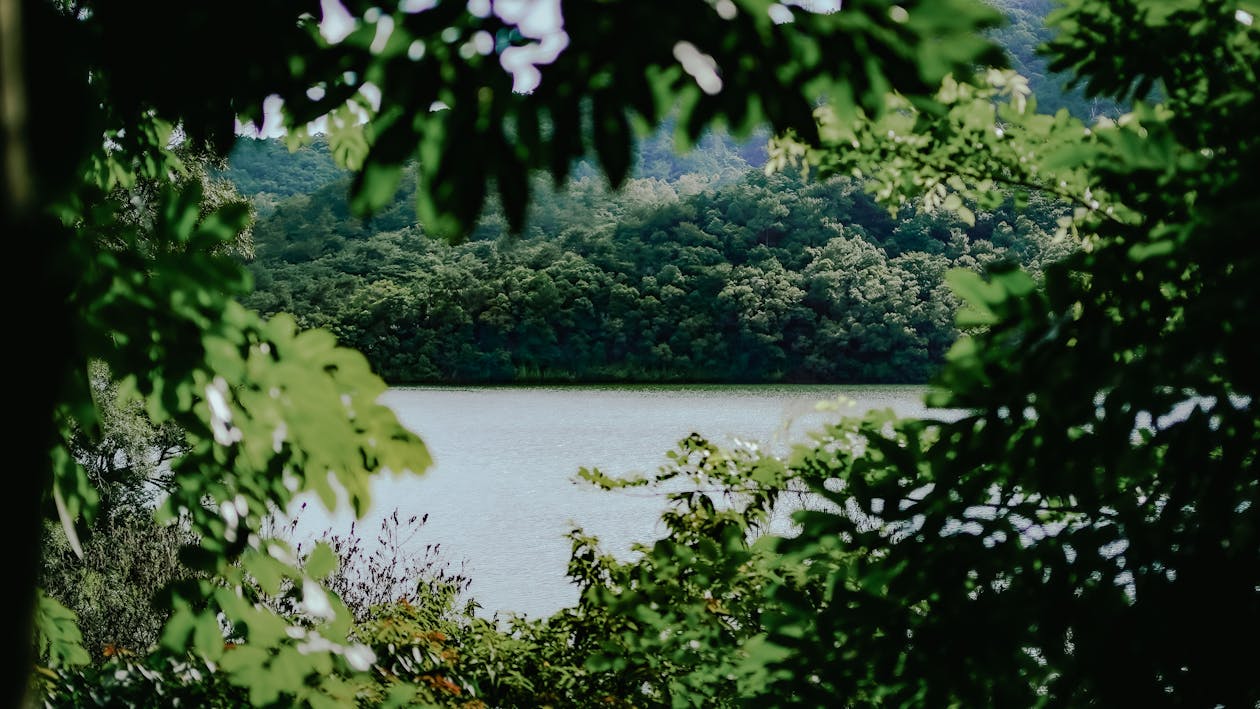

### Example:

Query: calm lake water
xmin=291 ymin=385 xmax=932 ymax=618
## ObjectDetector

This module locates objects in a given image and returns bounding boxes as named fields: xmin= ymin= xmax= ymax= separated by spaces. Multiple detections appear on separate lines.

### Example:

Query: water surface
xmin=293 ymin=384 xmax=932 ymax=618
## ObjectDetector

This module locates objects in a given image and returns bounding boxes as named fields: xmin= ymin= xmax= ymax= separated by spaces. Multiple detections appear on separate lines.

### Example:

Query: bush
xmin=39 ymin=512 xmax=201 ymax=659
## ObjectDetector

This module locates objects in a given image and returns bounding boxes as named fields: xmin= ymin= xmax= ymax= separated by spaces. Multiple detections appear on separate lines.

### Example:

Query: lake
xmin=291 ymin=384 xmax=933 ymax=618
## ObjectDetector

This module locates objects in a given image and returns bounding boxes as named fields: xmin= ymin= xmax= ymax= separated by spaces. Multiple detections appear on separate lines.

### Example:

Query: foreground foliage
xmin=10 ymin=0 xmax=1256 ymax=706
xmin=761 ymin=0 xmax=1260 ymax=703
xmin=8 ymin=0 xmax=1005 ymax=704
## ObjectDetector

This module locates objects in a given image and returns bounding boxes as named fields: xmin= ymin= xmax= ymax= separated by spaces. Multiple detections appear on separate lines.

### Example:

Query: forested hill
xmin=239 ymin=159 xmax=1070 ymax=383
xmin=232 ymin=2 xmax=1083 ymax=384
xmin=987 ymin=0 xmax=1123 ymax=119
xmin=226 ymin=124 xmax=764 ymax=218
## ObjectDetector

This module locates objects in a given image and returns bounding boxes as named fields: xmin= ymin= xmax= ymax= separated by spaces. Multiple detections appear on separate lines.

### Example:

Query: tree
xmin=545 ymin=3 xmax=1258 ymax=696
xmin=1 ymin=0 xmax=1004 ymax=703
xmin=749 ymin=0 xmax=1259 ymax=703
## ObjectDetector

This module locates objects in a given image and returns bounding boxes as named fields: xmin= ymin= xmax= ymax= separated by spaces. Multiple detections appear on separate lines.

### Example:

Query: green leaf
xmin=946 ymin=269 xmax=1001 ymax=325
xmin=161 ymin=598 xmax=197 ymax=652
xmin=193 ymin=609 xmax=226 ymax=660
xmin=991 ymin=268 xmax=1036 ymax=298
xmin=160 ymin=183 xmax=203 ymax=242
xmin=946 ymin=268 xmax=1002 ymax=307
xmin=306 ymin=541 xmax=338 ymax=580
xmin=1128 ymin=239 xmax=1174 ymax=262
xmin=195 ymin=203 xmax=252 ymax=244
xmin=955 ymin=205 xmax=976 ymax=227
xmin=33 ymin=591 xmax=90 ymax=668
xmin=328 ymin=110 xmax=370 ymax=171
xmin=381 ymin=684 xmax=421 ymax=709
xmin=497 ymin=146 xmax=529 ymax=233
xmin=219 ymin=644 xmax=269 ymax=674
xmin=593 ymin=95 xmax=632 ymax=189
xmin=243 ymin=551 xmax=287 ymax=595
xmin=350 ymin=162 xmax=403 ymax=216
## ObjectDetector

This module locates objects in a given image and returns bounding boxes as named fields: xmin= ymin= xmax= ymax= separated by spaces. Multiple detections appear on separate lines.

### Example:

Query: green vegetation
xmin=241 ymin=160 xmax=1070 ymax=383
xmin=225 ymin=137 xmax=348 ymax=218
xmin=9 ymin=0 xmax=1004 ymax=703
xmin=986 ymin=0 xmax=1124 ymax=120
xmin=4 ymin=0 xmax=1256 ymax=706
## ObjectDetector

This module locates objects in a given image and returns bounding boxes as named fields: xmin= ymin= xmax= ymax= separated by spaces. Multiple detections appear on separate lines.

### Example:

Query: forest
xmin=233 ymin=134 xmax=1071 ymax=383
xmin=4 ymin=0 xmax=1256 ymax=706
xmin=225 ymin=0 xmax=1100 ymax=386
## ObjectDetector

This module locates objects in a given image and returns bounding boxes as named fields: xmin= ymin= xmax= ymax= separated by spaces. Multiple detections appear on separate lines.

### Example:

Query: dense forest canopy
xmin=3 ymin=0 xmax=1256 ymax=706
xmin=235 ymin=137 xmax=1071 ymax=383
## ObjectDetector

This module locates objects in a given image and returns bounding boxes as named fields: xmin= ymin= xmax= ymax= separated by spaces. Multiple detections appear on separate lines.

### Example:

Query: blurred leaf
xmin=306 ymin=542 xmax=339 ymax=580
